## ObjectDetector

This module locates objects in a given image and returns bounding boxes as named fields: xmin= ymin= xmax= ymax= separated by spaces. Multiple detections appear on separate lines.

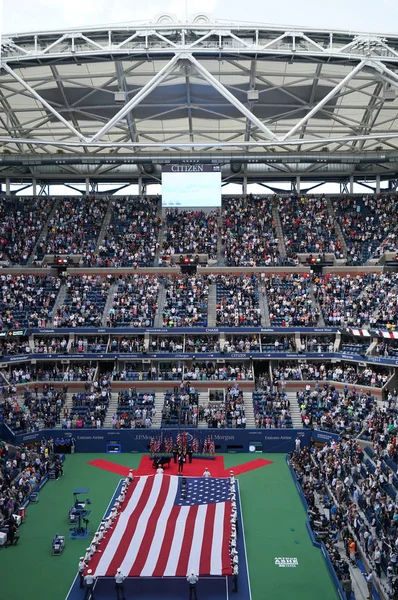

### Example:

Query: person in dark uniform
xmin=5 ymin=521 xmax=19 ymax=546
xmin=114 ymin=568 xmax=126 ymax=600
xmin=232 ymin=564 xmax=238 ymax=592
xmin=178 ymin=453 xmax=185 ymax=474
xmin=187 ymin=572 xmax=198 ymax=600
xmin=173 ymin=445 xmax=178 ymax=464
xmin=84 ymin=569 xmax=96 ymax=600
xmin=187 ymin=446 xmax=193 ymax=464
xmin=78 ymin=557 xmax=86 ymax=588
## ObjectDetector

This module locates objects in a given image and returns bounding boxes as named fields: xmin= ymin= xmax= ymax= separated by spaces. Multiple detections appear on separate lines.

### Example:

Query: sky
xmin=1 ymin=0 xmax=398 ymax=35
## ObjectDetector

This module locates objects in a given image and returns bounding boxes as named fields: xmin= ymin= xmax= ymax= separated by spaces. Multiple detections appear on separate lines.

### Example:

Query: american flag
xmin=89 ymin=474 xmax=232 ymax=578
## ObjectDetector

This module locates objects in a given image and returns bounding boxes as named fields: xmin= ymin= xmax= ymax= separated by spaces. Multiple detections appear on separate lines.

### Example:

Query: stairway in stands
xmin=207 ymin=284 xmax=217 ymax=327
xmin=242 ymin=391 xmax=256 ymax=428
xmin=55 ymin=393 xmax=74 ymax=429
xmin=28 ymin=197 xmax=61 ymax=266
xmin=104 ymin=392 xmax=119 ymax=427
xmin=152 ymin=393 xmax=164 ymax=428
xmin=258 ymin=286 xmax=270 ymax=326
xmin=287 ymin=391 xmax=303 ymax=428
xmin=153 ymin=284 xmax=166 ymax=327
xmin=272 ymin=203 xmax=287 ymax=258
xmin=95 ymin=201 xmax=113 ymax=253
xmin=198 ymin=391 xmax=210 ymax=428
xmin=216 ymin=216 xmax=224 ymax=266
xmin=326 ymin=198 xmax=348 ymax=258
xmin=50 ymin=284 xmax=67 ymax=326
xmin=101 ymin=281 xmax=119 ymax=326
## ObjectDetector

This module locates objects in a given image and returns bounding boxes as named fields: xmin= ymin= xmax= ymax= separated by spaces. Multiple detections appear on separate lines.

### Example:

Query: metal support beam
xmin=281 ymin=61 xmax=367 ymax=141
xmin=296 ymin=175 xmax=301 ymax=195
xmin=349 ymin=175 xmax=354 ymax=194
xmin=186 ymin=55 xmax=277 ymax=141
xmin=115 ymin=61 xmax=139 ymax=143
xmin=85 ymin=178 xmax=90 ymax=195
xmin=245 ymin=59 xmax=257 ymax=142
xmin=185 ymin=65 xmax=194 ymax=143
xmin=340 ymin=181 xmax=349 ymax=194
xmin=243 ymin=176 xmax=247 ymax=195
xmin=5 ymin=178 xmax=10 ymax=196
xmin=90 ymin=54 xmax=180 ymax=143
xmin=38 ymin=183 xmax=48 ymax=196
xmin=138 ymin=176 xmax=143 ymax=195
xmin=32 ymin=177 xmax=37 ymax=196
xmin=2 ymin=63 xmax=88 ymax=142
xmin=376 ymin=174 xmax=381 ymax=193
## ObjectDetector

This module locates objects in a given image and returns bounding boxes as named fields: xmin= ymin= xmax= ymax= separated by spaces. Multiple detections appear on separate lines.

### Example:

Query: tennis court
xmin=0 ymin=453 xmax=339 ymax=600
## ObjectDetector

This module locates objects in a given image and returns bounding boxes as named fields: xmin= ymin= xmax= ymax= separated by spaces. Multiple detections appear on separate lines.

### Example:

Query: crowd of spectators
xmin=113 ymin=389 xmax=155 ymax=428
xmin=221 ymin=197 xmax=281 ymax=266
xmin=107 ymin=275 xmax=159 ymax=328
xmin=299 ymin=336 xmax=335 ymax=353
xmin=65 ymin=379 xmax=110 ymax=428
xmin=201 ymin=384 xmax=246 ymax=428
xmin=35 ymin=197 xmax=108 ymax=259
xmin=161 ymin=387 xmax=199 ymax=427
xmin=0 ymin=385 xmax=65 ymax=432
xmin=298 ymin=362 xmax=390 ymax=387
xmin=290 ymin=436 xmax=398 ymax=599
xmin=253 ymin=385 xmax=292 ymax=428
xmin=185 ymin=336 xmax=220 ymax=353
xmin=0 ymin=197 xmax=53 ymax=264
xmin=216 ymin=275 xmax=261 ymax=327
xmin=54 ymin=275 xmax=113 ymax=328
xmin=264 ymin=274 xmax=319 ymax=327
xmin=0 ymin=274 xmax=61 ymax=329
xmin=184 ymin=362 xmax=253 ymax=381
xmin=110 ymin=337 xmax=145 ymax=353
xmin=150 ymin=336 xmax=184 ymax=353
xmin=0 ymin=439 xmax=59 ymax=530
xmin=279 ymin=196 xmax=343 ymax=257
xmin=314 ymin=272 xmax=398 ymax=329
xmin=0 ymin=339 xmax=30 ymax=356
xmin=160 ymin=209 xmax=218 ymax=262
xmin=223 ymin=335 xmax=260 ymax=353
xmin=334 ymin=194 xmax=398 ymax=264
xmin=163 ymin=275 xmax=208 ymax=327
xmin=261 ymin=335 xmax=295 ymax=352
xmin=71 ymin=337 xmax=107 ymax=353
xmin=33 ymin=337 xmax=68 ymax=354
xmin=297 ymin=383 xmax=376 ymax=433
xmin=85 ymin=197 xmax=160 ymax=267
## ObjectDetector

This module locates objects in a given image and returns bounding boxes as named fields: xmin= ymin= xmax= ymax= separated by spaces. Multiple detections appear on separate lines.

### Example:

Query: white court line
xmin=237 ymin=479 xmax=252 ymax=600
xmin=64 ymin=478 xmax=124 ymax=600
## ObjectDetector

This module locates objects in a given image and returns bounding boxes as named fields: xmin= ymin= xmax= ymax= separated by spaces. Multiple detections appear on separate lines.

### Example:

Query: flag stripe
xmin=175 ymin=504 xmax=199 ymax=576
xmin=198 ymin=501 xmax=216 ymax=575
xmin=210 ymin=501 xmax=225 ymax=575
xmin=187 ymin=504 xmax=208 ymax=576
xmin=88 ymin=479 xmax=137 ymax=574
xmin=95 ymin=476 xmax=149 ymax=576
xmin=119 ymin=475 xmax=164 ymax=575
xmin=151 ymin=504 xmax=182 ymax=577
xmin=163 ymin=506 xmax=190 ymax=576
xmin=105 ymin=477 xmax=154 ymax=575
xmin=132 ymin=475 xmax=176 ymax=576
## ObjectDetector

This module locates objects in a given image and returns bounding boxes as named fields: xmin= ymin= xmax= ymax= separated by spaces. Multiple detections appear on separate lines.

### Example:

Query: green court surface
xmin=1 ymin=453 xmax=338 ymax=600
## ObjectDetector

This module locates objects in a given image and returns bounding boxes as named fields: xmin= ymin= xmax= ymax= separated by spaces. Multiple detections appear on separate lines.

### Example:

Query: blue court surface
xmin=66 ymin=478 xmax=251 ymax=600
